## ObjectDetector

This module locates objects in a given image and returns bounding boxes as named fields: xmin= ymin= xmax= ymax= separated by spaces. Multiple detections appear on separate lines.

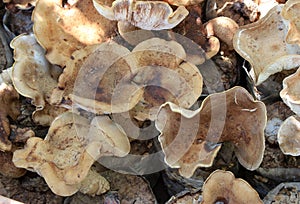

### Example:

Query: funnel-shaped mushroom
xmin=33 ymin=0 xmax=117 ymax=66
xmin=156 ymin=86 xmax=266 ymax=178
xmin=201 ymin=170 xmax=263 ymax=204
xmin=233 ymin=5 xmax=300 ymax=85
xmin=93 ymin=0 xmax=189 ymax=30
xmin=10 ymin=34 xmax=58 ymax=110
xmin=282 ymin=0 xmax=300 ymax=45
xmin=277 ymin=115 xmax=300 ymax=156
xmin=280 ymin=68 xmax=300 ymax=115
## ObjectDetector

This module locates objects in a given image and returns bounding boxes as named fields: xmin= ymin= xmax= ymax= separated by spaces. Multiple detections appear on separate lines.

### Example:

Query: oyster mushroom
xmin=93 ymin=0 xmax=189 ymax=30
xmin=201 ymin=170 xmax=263 ymax=204
xmin=281 ymin=0 xmax=300 ymax=45
xmin=277 ymin=115 xmax=300 ymax=156
xmin=233 ymin=5 xmax=300 ymax=85
xmin=156 ymin=86 xmax=266 ymax=178
xmin=12 ymin=112 xmax=130 ymax=196
xmin=10 ymin=33 xmax=58 ymax=110
xmin=33 ymin=0 xmax=117 ymax=67
xmin=280 ymin=68 xmax=300 ymax=115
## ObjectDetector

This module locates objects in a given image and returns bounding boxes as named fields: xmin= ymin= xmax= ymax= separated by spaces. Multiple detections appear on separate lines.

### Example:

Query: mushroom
xmin=13 ymin=111 xmax=130 ymax=196
xmin=156 ymin=86 xmax=266 ymax=178
xmin=10 ymin=33 xmax=58 ymax=110
xmin=233 ymin=5 xmax=300 ymax=85
xmin=280 ymin=68 xmax=300 ymax=115
xmin=32 ymin=0 xmax=117 ymax=67
xmin=69 ymin=41 xmax=144 ymax=114
xmin=32 ymin=104 xmax=68 ymax=126
xmin=0 ymin=74 xmax=20 ymax=152
xmin=164 ymin=0 xmax=204 ymax=6
xmin=201 ymin=170 xmax=263 ymax=204
xmin=92 ymin=0 xmax=189 ymax=30
xmin=129 ymin=38 xmax=203 ymax=121
xmin=281 ymin=0 xmax=300 ymax=45
xmin=204 ymin=16 xmax=239 ymax=50
xmin=277 ymin=115 xmax=300 ymax=156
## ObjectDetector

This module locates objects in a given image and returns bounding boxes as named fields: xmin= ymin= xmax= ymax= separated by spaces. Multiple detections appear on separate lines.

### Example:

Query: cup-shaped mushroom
xmin=10 ymin=34 xmax=58 ymax=110
xmin=280 ymin=68 xmax=300 ymax=115
xmin=277 ymin=115 xmax=300 ymax=156
xmin=156 ymin=86 xmax=267 ymax=178
xmin=33 ymin=0 xmax=117 ymax=66
xmin=282 ymin=0 xmax=300 ymax=45
xmin=93 ymin=0 xmax=189 ymax=30
xmin=233 ymin=5 xmax=300 ymax=85
xmin=201 ymin=170 xmax=263 ymax=204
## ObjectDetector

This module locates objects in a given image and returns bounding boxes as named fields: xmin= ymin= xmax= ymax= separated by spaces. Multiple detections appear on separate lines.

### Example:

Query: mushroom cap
xmin=201 ymin=170 xmax=263 ymax=204
xmin=156 ymin=86 xmax=266 ymax=178
xmin=277 ymin=115 xmax=300 ymax=156
xmin=280 ymin=68 xmax=300 ymax=115
xmin=93 ymin=0 xmax=189 ymax=30
xmin=281 ymin=0 xmax=300 ymax=45
xmin=10 ymin=33 xmax=58 ymax=110
xmin=233 ymin=5 xmax=300 ymax=85
xmin=33 ymin=0 xmax=117 ymax=67
xmin=70 ymin=41 xmax=143 ymax=114
xmin=32 ymin=104 xmax=68 ymax=126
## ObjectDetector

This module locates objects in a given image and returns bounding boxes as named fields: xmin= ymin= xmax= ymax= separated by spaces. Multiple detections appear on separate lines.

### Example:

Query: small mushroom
xmin=156 ymin=86 xmax=266 ymax=178
xmin=93 ymin=0 xmax=189 ymax=30
xmin=164 ymin=0 xmax=204 ymax=6
xmin=277 ymin=115 xmax=300 ymax=156
xmin=32 ymin=104 xmax=68 ymax=126
xmin=201 ymin=170 xmax=263 ymax=204
xmin=33 ymin=0 xmax=117 ymax=66
xmin=10 ymin=33 xmax=58 ymax=110
xmin=233 ymin=5 xmax=300 ymax=85
xmin=281 ymin=0 xmax=300 ymax=45
xmin=280 ymin=68 xmax=300 ymax=115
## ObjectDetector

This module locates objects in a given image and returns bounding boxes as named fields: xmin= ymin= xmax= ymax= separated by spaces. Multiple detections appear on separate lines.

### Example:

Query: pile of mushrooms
xmin=5 ymin=0 xmax=300 ymax=202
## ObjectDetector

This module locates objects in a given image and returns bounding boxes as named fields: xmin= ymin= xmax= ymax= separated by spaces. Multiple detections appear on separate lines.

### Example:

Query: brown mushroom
xmin=33 ymin=0 xmax=117 ymax=67
xmin=32 ymin=104 xmax=68 ymax=126
xmin=156 ymin=86 xmax=266 ymax=178
xmin=233 ymin=5 xmax=300 ymax=85
xmin=164 ymin=0 xmax=204 ymax=6
xmin=10 ymin=34 xmax=58 ymax=110
xmin=280 ymin=68 xmax=300 ymax=115
xmin=201 ymin=170 xmax=263 ymax=204
xmin=277 ymin=115 xmax=300 ymax=156
xmin=281 ymin=0 xmax=300 ymax=45
xmin=93 ymin=0 xmax=189 ymax=30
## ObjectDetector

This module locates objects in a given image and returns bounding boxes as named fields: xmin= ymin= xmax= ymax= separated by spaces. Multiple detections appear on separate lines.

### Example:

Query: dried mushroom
xmin=130 ymin=38 xmax=203 ymax=121
xmin=156 ymin=86 xmax=266 ymax=178
xmin=10 ymin=34 xmax=58 ymax=110
xmin=164 ymin=0 xmax=204 ymax=6
xmin=201 ymin=170 xmax=263 ymax=204
xmin=233 ymin=5 xmax=300 ymax=85
xmin=70 ymin=41 xmax=143 ymax=114
xmin=282 ymin=0 xmax=300 ymax=45
xmin=32 ymin=104 xmax=68 ymax=126
xmin=93 ymin=0 xmax=189 ymax=30
xmin=277 ymin=115 xmax=300 ymax=156
xmin=280 ymin=68 xmax=300 ymax=115
xmin=33 ymin=0 xmax=117 ymax=66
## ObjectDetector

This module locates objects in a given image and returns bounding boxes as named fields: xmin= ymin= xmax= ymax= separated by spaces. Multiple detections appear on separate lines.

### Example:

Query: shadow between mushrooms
xmin=92 ymin=0 xmax=189 ymax=30
xmin=156 ymin=86 xmax=266 ymax=178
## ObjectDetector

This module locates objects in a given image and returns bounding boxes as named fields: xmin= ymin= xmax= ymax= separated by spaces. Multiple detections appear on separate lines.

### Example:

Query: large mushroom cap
xmin=33 ymin=0 xmax=117 ymax=67
xmin=233 ymin=5 xmax=300 ymax=85
xmin=277 ymin=115 xmax=300 ymax=156
xmin=280 ymin=68 xmax=300 ymax=115
xmin=93 ymin=0 xmax=189 ymax=30
xmin=201 ymin=170 xmax=263 ymax=204
xmin=156 ymin=86 xmax=266 ymax=178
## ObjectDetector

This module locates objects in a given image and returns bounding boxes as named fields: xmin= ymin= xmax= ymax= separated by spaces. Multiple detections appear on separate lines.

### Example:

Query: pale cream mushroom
xmin=33 ymin=0 xmax=117 ymax=66
xmin=233 ymin=5 xmax=300 ymax=85
xmin=156 ymin=86 xmax=266 ymax=178
xmin=277 ymin=115 xmax=300 ymax=156
xmin=201 ymin=170 xmax=263 ymax=204
xmin=280 ymin=68 xmax=300 ymax=115
xmin=281 ymin=0 xmax=300 ymax=46
xmin=93 ymin=0 xmax=189 ymax=30
xmin=10 ymin=34 xmax=58 ymax=110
